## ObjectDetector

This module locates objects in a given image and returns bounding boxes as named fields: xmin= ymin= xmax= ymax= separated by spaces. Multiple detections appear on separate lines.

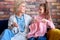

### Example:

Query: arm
xmin=8 ymin=16 xmax=13 ymax=29
xmin=47 ymin=20 xmax=55 ymax=29
xmin=41 ymin=17 xmax=55 ymax=29
xmin=8 ymin=15 xmax=18 ymax=29
xmin=24 ymin=14 xmax=33 ymax=33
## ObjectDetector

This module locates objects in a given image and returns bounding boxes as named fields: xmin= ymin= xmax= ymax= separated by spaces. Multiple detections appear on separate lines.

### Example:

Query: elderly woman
xmin=0 ymin=1 xmax=32 ymax=40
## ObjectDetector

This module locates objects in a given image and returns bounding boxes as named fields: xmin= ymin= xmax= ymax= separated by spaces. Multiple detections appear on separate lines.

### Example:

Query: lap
xmin=0 ymin=29 xmax=14 ymax=40
xmin=28 ymin=35 xmax=47 ymax=40
xmin=28 ymin=37 xmax=35 ymax=40
xmin=11 ymin=32 xmax=27 ymax=40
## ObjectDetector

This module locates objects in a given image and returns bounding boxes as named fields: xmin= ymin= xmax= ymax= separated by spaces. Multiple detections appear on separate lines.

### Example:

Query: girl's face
xmin=17 ymin=2 xmax=26 ymax=13
xmin=39 ymin=6 xmax=45 ymax=15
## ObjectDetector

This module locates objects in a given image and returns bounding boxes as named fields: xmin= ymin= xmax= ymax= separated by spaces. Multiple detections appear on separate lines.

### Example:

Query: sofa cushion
xmin=0 ymin=20 xmax=8 ymax=34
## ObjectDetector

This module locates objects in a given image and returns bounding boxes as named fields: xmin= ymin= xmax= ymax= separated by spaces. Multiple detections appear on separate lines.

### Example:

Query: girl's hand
xmin=33 ymin=18 xmax=39 ymax=23
xmin=27 ymin=33 xmax=33 ymax=38
xmin=33 ymin=19 xmax=37 ymax=23
xmin=41 ymin=19 xmax=47 ymax=23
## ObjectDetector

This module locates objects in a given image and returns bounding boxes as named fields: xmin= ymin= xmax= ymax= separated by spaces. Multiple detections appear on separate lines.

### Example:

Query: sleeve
xmin=25 ymin=14 xmax=33 ymax=27
xmin=28 ymin=16 xmax=33 ymax=25
xmin=8 ymin=16 xmax=13 ymax=27
xmin=8 ymin=15 xmax=14 ymax=29
xmin=23 ymin=14 xmax=33 ymax=35
xmin=47 ymin=20 xmax=55 ymax=29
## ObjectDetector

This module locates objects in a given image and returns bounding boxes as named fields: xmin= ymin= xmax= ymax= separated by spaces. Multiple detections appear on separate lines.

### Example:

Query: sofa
xmin=47 ymin=29 xmax=60 ymax=40
xmin=0 ymin=20 xmax=8 ymax=34
xmin=0 ymin=20 xmax=60 ymax=40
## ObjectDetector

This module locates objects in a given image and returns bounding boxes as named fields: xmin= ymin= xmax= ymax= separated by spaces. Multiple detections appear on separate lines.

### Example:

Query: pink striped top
xmin=27 ymin=15 xmax=55 ymax=38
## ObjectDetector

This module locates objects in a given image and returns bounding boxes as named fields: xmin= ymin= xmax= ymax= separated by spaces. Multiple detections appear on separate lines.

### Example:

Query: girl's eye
xmin=39 ymin=9 xmax=42 ymax=11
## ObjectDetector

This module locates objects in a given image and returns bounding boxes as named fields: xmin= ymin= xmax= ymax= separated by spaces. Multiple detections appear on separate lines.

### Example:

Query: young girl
xmin=27 ymin=3 xmax=55 ymax=40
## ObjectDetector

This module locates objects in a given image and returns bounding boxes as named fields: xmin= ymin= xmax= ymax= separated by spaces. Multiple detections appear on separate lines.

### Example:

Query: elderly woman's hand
xmin=12 ymin=22 xmax=18 ymax=27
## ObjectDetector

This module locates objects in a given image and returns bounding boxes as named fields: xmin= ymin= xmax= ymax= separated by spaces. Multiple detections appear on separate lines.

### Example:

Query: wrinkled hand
xmin=12 ymin=22 xmax=18 ymax=27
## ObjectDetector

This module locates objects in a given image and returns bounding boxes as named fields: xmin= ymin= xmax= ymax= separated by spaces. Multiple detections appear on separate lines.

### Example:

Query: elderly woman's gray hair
xmin=14 ymin=0 xmax=26 ymax=13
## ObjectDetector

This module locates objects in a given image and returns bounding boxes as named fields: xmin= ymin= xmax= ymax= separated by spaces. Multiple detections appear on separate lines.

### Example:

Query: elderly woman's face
xmin=17 ymin=3 xmax=26 ymax=13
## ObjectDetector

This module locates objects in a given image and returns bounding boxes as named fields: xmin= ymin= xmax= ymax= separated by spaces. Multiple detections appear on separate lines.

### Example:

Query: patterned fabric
xmin=16 ymin=15 xmax=25 ymax=32
xmin=27 ymin=15 xmax=55 ymax=38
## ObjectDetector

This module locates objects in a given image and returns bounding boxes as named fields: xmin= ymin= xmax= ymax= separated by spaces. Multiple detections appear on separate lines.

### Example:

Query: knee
xmin=4 ymin=29 xmax=10 ymax=33
xmin=38 ymin=36 xmax=47 ymax=40
xmin=28 ymin=37 xmax=35 ymax=40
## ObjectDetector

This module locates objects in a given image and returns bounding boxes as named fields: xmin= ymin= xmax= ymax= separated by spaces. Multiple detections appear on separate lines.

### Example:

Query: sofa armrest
xmin=47 ymin=29 xmax=60 ymax=40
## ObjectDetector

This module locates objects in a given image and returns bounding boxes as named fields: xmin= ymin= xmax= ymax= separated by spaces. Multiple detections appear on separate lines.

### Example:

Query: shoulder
xmin=10 ymin=14 xmax=15 ymax=18
xmin=9 ymin=14 xmax=15 ymax=19
xmin=24 ymin=14 xmax=32 ymax=19
xmin=9 ymin=14 xmax=17 ymax=23
xmin=9 ymin=14 xmax=16 ymax=21
xmin=24 ymin=14 xmax=31 ymax=17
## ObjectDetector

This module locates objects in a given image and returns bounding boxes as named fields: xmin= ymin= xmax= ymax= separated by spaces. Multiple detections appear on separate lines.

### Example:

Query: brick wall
xmin=47 ymin=0 xmax=60 ymax=28
xmin=26 ymin=0 xmax=45 ymax=15
xmin=0 ymin=0 xmax=60 ymax=28
xmin=0 ymin=0 xmax=14 ymax=20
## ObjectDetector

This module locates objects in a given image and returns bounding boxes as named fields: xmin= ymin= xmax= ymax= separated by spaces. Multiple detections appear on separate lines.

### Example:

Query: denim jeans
xmin=28 ymin=34 xmax=47 ymax=40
